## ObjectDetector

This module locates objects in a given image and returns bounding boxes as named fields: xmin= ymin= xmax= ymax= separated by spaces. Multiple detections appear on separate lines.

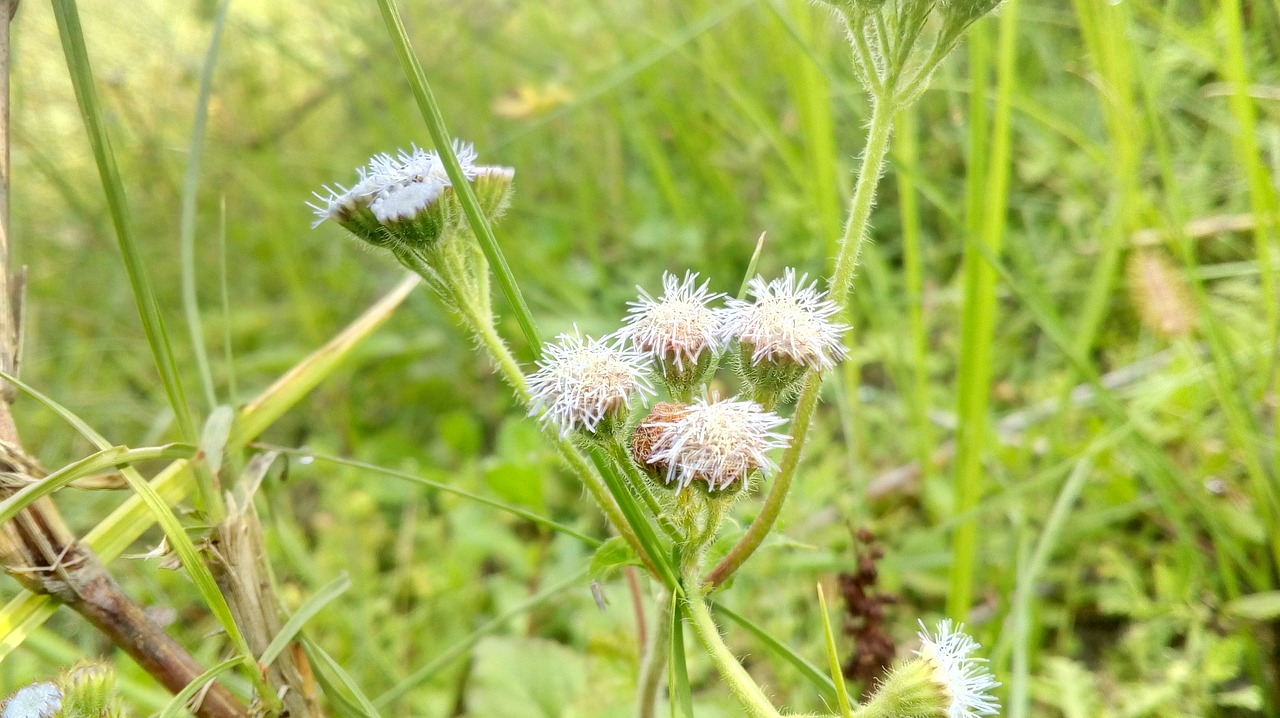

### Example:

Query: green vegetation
xmin=3 ymin=0 xmax=1279 ymax=716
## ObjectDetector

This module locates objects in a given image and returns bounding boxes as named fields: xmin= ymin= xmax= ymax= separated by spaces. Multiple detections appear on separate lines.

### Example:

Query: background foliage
xmin=4 ymin=0 xmax=1279 ymax=716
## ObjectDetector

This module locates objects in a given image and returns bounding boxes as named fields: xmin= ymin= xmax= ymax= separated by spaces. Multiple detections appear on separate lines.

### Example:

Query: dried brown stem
xmin=0 ymin=4 xmax=247 ymax=716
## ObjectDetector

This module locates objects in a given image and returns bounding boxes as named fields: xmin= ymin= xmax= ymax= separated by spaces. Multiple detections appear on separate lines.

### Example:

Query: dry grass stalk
xmin=207 ymin=452 xmax=322 ymax=718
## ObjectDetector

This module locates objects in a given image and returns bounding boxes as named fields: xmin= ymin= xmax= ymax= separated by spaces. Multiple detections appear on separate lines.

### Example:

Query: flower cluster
xmin=523 ymin=266 xmax=848 ymax=492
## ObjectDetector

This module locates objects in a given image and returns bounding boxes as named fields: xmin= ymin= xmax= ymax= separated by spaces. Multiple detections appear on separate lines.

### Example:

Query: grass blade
xmin=375 ymin=0 xmax=541 ymax=354
xmin=262 ymin=446 xmax=601 ymax=547
xmin=259 ymin=572 xmax=351 ymax=668
xmin=50 ymin=0 xmax=199 ymax=458
xmin=373 ymin=568 xmax=587 ymax=707
xmin=947 ymin=0 xmax=1018 ymax=618
xmin=0 ymin=444 xmax=194 ymax=526
xmin=304 ymin=637 xmax=382 ymax=718
xmin=668 ymin=600 xmax=695 ymax=718
xmin=179 ymin=0 xmax=233 ymax=411
xmin=713 ymin=601 xmax=839 ymax=707
xmin=157 ymin=658 xmax=245 ymax=718
xmin=816 ymin=585 xmax=852 ymax=717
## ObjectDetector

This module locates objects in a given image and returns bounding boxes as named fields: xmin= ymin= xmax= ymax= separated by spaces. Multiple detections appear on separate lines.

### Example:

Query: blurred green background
xmin=4 ymin=0 xmax=1279 ymax=716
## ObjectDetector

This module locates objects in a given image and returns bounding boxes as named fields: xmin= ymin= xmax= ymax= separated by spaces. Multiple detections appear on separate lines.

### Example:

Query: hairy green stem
xmin=682 ymin=567 xmax=784 ymax=718
xmin=706 ymin=96 xmax=896 ymax=587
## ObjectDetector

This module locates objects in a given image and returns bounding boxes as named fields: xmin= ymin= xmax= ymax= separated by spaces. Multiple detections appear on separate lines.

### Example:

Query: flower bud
xmin=310 ymin=140 xmax=514 ymax=255
xmin=58 ymin=663 xmax=123 ymax=718
xmin=859 ymin=620 xmax=1000 ymax=718
xmin=622 ymin=271 xmax=724 ymax=400
xmin=719 ymin=268 xmax=849 ymax=405
xmin=639 ymin=397 xmax=789 ymax=492
xmin=527 ymin=329 xmax=655 ymax=439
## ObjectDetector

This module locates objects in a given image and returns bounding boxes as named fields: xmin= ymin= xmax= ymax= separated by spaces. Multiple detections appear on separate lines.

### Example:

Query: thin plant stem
xmin=439 ymin=274 xmax=661 ymax=580
xmin=636 ymin=590 xmax=672 ymax=718
xmin=706 ymin=95 xmax=896 ymax=587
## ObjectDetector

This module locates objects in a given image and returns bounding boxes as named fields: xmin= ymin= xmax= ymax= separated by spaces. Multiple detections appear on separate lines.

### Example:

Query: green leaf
xmin=1224 ymin=591 xmax=1280 ymax=621
xmin=462 ymin=637 xmax=587 ymax=718
xmin=588 ymin=537 xmax=641 ymax=581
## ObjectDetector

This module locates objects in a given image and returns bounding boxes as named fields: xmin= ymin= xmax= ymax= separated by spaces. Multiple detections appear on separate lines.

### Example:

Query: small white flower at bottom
xmin=645 ymin=397 xmax=789 ymax=490
xmin=916 ymin=620 xmax=1001 ymax=718
xmin=623 ymin=271 xmax=724 ymax=369
xmin=527 ymin=329 xmax=654 ymax=437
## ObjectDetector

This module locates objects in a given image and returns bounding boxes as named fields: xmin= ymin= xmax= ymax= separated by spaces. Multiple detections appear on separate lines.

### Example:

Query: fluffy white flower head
xmin=645 ymin=397 xmax=790 ymax=490
xmin=2 ymin=682 xmax=62 ymax=718
xmin=721 ymin=268 xmax=850 ymax=370
xmin=916 ymin=620 xmax=1001 ymax=718
xmin=309 ymin=140 xmax=484 ymax=229
xmin=527 ymin=329 xmax=654 ymax=437
xmin=623 ymin=271 xmax=724 ymax=369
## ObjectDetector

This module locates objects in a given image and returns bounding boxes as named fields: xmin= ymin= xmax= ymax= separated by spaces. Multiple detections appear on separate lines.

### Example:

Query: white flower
xmin=2 ymin=683 xmax=62 ymax=718
xmin=916 ymin=620 xmax=1001 ymax=718
xmin=623 ymin=271 xmax=724 ymax=369
xmin=720 ymin=268 xmax=850 ymax=370
xmin=527 ymin=329 xmax=655 ymax=437
xmin=644 ymin=397 xmax=789 ymax=490
xmin=309 ymin=140 xmax=491 ymax=229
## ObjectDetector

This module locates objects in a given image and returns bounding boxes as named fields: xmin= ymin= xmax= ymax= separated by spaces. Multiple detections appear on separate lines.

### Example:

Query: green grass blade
xmin=947 ymin=0 xmax=1018 ymax=619
xmin=263 ymin=446 xmax=601 ymax=547
xmin=0 ymin=275 xmax=418 ymax=658
xmin=179 ymin=0 xmax=233 ymax=411
xmin=259 ymin=572 xmax=351 ymax=668
xmin=668 ymin=600 xmax=695 ymax=718
xmin=0 ymin=371 xmax=263 ymax=691
xmin=304 ymin=637 xmax=382 ymax=718
xmin=373 ymin=568 xmax=587 ymax=707
xmin=815 ymin=585 xmax=852 ymax=717
xmin=588 ymin=446 xmax=680 ymax=591
xmin=713 ymin=601 xmax=839 ymax=707
xmin=375 ymin=0 xmax=541 ymax=354
xmin=157 ymin=657 xmax=245 ymax=718
xmin=50 ymin=0 xmax=199 ymax=450
xmin=1004 ymin=455 xmax=1093 ymax=718
xmin=0 ymin=444 xmax=194 ymax=526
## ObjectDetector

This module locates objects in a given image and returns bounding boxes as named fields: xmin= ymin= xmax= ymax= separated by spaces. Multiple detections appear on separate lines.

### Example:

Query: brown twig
xmin=0 ymin=4 xmax=247 ymax=716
